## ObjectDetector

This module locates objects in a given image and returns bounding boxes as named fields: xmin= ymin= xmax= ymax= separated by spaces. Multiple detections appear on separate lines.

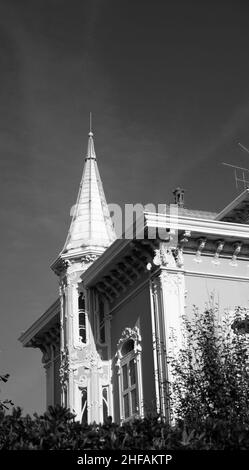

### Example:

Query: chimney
xmin=173 ymin=187 xmax=185 ymax=207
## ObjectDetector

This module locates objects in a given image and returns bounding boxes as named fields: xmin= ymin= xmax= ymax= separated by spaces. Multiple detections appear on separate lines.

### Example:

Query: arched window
xmin=116 ymin=327 xmax=143 ymax=422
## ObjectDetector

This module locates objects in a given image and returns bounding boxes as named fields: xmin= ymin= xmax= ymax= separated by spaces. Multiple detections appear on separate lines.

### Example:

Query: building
xmin=19 ymin=128 xmax=249 ymax=424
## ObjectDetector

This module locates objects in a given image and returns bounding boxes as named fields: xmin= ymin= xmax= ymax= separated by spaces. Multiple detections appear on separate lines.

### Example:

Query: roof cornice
xmin=19 ymin=298 xmax=60 ymax=346
xmin=82 ymin=211 xmax=249 ymax=287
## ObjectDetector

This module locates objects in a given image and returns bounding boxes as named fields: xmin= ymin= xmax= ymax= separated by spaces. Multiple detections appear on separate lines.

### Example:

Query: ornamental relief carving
xmin=39 ymin=342 xmax=57 ymax=365
xmin=173 ymin=247 xmax=184 ymax=268
xmin=41 ymin=346 xmax=51 ymax=365
xmin=153 ymin=243 xmax=184 ymax=269
xmin=59 ymin=279 xmax=67 ymax=294
xmin=116 ymin=326 xmax=142 ymax=365
xmin=159 ymin=271 xmax=184 ymax=295
xmin=59 ymin=349 xmax=70 ymax=386
xmin=153 ymin=245 xmax=176 ymax=268
xmin=60 ymin=347 xmax=103 ymax=384
xmin=81 ymin=254 xmax=98 ymax=270
xmin=151 ymin=279 xmax=161 ymax=298
xmin=151 ymin=282 xmax=158 ymax=296
xmin=77 ymin=375 xmax=88 ymax=386
xmin=67 ymin=270 xmax=82 ymax=285
xmin=83 ymin=349 xmax=103 ymax=370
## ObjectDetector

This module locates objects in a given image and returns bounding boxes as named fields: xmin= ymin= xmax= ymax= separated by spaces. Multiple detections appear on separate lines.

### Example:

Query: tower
xmin=51 ymin=123 xmax=116 ymax=421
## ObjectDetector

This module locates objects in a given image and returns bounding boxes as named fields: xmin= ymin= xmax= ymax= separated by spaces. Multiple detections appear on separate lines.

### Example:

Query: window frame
xmin=79 ymin=386 xmax=88 ymax=424
xmin=116 ymin=326 xmax=143 ymax=422
xmin=78 ymin=291 xmax=88 ymax=346
xmin=121 ymin=353 xmax=138 ymax=419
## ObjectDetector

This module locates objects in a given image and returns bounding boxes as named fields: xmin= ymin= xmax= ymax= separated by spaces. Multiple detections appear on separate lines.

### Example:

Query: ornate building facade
xmin=19 ymin=130 xmax=249 ymax=423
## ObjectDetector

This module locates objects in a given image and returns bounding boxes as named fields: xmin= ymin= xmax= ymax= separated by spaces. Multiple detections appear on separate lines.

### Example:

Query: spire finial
xmin=86 ymin=112 xmax=96 ymax=159
xmin=89 ymin=112 xmax=93 ymax=137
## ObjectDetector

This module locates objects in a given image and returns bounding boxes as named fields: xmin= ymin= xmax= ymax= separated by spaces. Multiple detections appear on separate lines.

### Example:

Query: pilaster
xmin=150 ymin=242 xmax=185 ymax=420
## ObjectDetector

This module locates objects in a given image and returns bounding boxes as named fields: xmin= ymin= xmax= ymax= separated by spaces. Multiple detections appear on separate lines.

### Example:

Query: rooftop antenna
xmin=237 ymin=141 xmax=249 ymax=155
xmin=222 ymin=141 xmax=249 ymax=190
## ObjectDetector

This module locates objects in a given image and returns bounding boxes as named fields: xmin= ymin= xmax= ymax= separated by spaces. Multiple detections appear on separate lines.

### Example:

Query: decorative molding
xmin=159 ymin=270 xmax=184 ymax=296
xmin=59 ymin=279 xmax=67 ymax=294
xmin=194 ymin=237 xmax=207 ymax=263
xmin=83 ymin=349 xmax=102 ymax=370
xmin=77 ymin=375 xmax=88 ymax=386
xmin=184 ymin=269 xmax=249 ymax=282
xmin=116 ymin=326 xmax=142 ymax=363
xmin=212 ymin=239 xmax=225 ymax=265
xmin=40 ymin=343 xmax=52 ymax=365
xmin=179 ymin=230 xmax=191 ymax=245
xmin=51 ymin=257 xmax=69 ymax=277
xmin=59 ymin=349 xmax=70 ymax=387
xmin=81 ymin=254 xmax=98 ymax=270
xmin=144 ymin=211 xmax=249 ymax=239
xmin=174 ymin=247 xmax=184 ymax=268
xmin=230 ymin=242 xmax=242 ymax=267
xmin=153 ymin=244 xmax=176 ymax=268
xmin=67 ymin=270 xmax=82 ymax=284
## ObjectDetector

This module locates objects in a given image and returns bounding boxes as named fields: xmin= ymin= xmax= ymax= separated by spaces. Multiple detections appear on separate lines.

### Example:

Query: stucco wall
xmin=110 ymin=281 xmax=155 ymax=422
xmin=184 ymin=253 xmax=249 ymax=318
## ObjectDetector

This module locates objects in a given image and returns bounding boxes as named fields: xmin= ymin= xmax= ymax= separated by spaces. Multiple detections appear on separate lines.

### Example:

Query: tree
xmin=0 ymin=374 xmax=14 ymax=411
xmin=170 ymin=305 xmax=249 ymax=427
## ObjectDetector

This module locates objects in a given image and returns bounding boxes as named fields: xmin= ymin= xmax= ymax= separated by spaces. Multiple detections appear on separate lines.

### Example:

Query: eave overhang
xmin=216 ymin=189 xmax=249 ymax=223
xmin=82 ymin=211 xmax=249 ymax=289
xmin=19 ymin=299 xmax=60 ymax=348
xmin=50 ymin=245 xmax=106 ymax=276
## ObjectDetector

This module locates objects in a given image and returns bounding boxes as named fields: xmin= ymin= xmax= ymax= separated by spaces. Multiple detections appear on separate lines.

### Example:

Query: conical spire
xmin=61 ymin=122 xmax=116 ymax=257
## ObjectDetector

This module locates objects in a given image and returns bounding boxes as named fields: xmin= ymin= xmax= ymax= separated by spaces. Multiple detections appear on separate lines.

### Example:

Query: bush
xmin=1 ymin=306 xmax=249 ymax=449
xmin=169 ymin=304 xmax=249 ymax=448
xmin=1 ymin=403 xmax=249 ymax=450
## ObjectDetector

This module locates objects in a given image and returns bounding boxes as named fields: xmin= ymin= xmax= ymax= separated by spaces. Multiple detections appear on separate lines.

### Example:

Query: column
xmin=151 ymin=267 xmax=185 ymax=420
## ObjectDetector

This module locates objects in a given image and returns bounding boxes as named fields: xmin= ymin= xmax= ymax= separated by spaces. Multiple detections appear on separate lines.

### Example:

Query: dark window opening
xmin=102 ymin=386 xmax=108 ymax=422
xmin=99 ymin=299 xmax=105 ymax=343
xmin=81 ymin=387 xmax=88 ymax=424
xmin=121 ymin=339 xmax=134 ymax=356
xmin=78 ymin=293 xmax=86 ymax=343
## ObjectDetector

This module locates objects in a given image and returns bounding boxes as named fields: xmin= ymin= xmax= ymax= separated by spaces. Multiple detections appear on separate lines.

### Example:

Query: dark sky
xmin=1 ymin=0 xmax=249 ymax=414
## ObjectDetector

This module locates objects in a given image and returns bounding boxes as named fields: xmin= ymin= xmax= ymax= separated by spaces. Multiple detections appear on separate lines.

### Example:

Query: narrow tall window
xmin=78 ymin=293 xmax=86 ymax=343
xmin=102 ymin=386 xmax=109 ymax=422
xmin=63 ymin=293 xmax=67 ymax=347
xmin=64 ymin=387 xmax=68 ymax=408
xmin=121 ymin=341 xmax=138 ymax=419
xmin=80 ymin=387 xmax=88 ymax=424
xmin=116 ymin=327 xmax=143 ymax=422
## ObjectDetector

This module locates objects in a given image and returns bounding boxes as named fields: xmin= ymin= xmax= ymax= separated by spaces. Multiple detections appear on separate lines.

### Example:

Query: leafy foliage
xmin=1 ymin=403 xmax=249 ymax=450
xmin=169 ymin=305 xmax=249 ymax=448
xmin=0 ymin=373 xmax=14 ymax=411
xmin=1 ymin=306 xmax=249 ymax=449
